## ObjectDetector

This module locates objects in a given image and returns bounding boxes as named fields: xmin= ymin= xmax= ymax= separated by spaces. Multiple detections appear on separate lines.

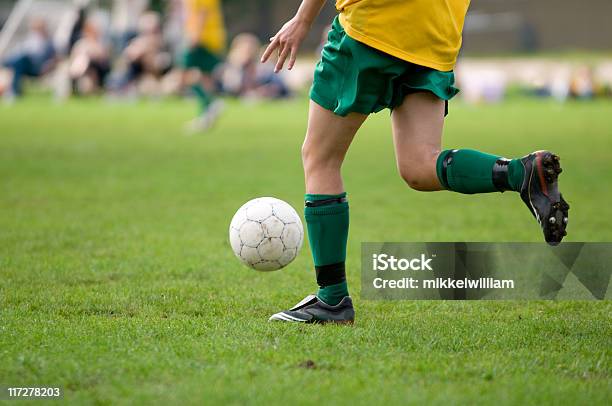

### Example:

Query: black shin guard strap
xmin=305 ymin=197 xmax=347 ymax=207
xmin=492 ymin=158 xmax=512 ymax=192
xmin=440 ymin=149 xmax=457 ymax=189
xmin=315 ymin=262 xmax=346 ymax=287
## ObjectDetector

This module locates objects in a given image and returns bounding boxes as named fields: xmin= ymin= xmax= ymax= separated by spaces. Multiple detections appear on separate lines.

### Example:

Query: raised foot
xmin=520 ymin=151 xmax=570 ymax=246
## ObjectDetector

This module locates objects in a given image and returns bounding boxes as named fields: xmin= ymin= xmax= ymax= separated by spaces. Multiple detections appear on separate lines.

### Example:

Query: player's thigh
xmin=303 ymin=100 xmax=367 ymax=166
xmin=391 ymin=91 xmax=445 ymax=166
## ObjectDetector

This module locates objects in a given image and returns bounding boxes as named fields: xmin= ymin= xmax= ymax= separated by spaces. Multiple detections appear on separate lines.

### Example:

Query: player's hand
xmin=261 ymin=17 xmax=310 ymax=73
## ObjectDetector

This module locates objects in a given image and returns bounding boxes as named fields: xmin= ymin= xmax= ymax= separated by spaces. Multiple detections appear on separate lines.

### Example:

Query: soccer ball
xmin=229 ymin=197 xmax=304 ymax=271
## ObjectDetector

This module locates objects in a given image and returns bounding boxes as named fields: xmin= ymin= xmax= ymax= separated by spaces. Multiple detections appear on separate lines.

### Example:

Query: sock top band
xmin=305 ymin=196 xmax=347 ymax=207
xmin=305 ymin=193 xmax=348 ymax=214
xmin=305 ymin=192 xmax=346 ymax=201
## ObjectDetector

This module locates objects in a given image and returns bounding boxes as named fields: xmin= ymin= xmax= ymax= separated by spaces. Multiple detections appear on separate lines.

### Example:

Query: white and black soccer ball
xmin=229 ymin=197 xmax=304 ymax=271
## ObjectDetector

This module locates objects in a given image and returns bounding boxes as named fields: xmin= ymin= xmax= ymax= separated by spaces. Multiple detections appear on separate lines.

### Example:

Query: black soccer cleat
xmin=268 ymin=294 xmax=355 ymax=324
xmin=519 ymin=151 xmax=569 ymax=245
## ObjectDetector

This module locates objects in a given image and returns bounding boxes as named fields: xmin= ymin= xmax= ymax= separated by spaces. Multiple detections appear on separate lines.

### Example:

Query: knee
xmin=184 ymin=69 xmax=201 ymax=85
xmin=397 ymin=155 xmax=438 ymax=191
xmin=399 ymin=165 xmax=430 ymax=191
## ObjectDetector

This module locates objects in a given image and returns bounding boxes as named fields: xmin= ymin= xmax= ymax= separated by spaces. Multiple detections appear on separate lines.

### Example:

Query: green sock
xmin=191 ymin=84 xmax=212 ymax=113
xmin=436 ymin=149 xmax=525 ymax=194
xmin=507 ymin=160 xmax=524 ymax=191
xmin=304 ymin=193 xmax=349 ymax=306
xmin=317 ymin=281 xmax=348 ymax=306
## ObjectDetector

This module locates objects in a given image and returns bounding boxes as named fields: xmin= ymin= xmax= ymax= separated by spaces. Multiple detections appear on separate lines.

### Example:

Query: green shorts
xmin=310 ymin=16 xmax=459 ymax=116
xmin=182 ymin=45 xmax=221 ymax=73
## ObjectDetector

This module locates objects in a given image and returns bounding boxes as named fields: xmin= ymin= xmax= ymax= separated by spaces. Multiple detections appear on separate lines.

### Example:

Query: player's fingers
xmin=287 ymin=46 xmax=298 ymax=70
xmin=275 ymin=44 xmax=290 ymax=73
xmin=261 ymin=37 xmax=279 ymax=63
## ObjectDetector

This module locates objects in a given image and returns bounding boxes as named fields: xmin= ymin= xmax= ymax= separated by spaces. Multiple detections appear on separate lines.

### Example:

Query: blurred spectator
xmin=67 ymin=6 xmax=88 ymax=55
xmin=569 ymin=65 xmax=595 ymax=99
xmin=2 ymin=18 xmax=56 ymax=100
xmin=109 ymin=11 xmax=172 ymax=95
xmin=181 ymin=0 xmax=227 ymax=131
xmin=220 ymin=33 xmax=289 ymax=100
xmin=51 ymin=3 xmax=90 ymax=101
xmin=68 ymin=17 xmax=111 ymax=95
xmin=548 ymin=68 xmax=572 ymax=101
xmin=111 ymin=0 xmax=150 ymax=54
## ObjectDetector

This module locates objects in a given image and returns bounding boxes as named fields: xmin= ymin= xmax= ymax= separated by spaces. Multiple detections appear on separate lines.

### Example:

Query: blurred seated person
xmin=2 ymin=17 xmax=56 ymax=100
xmin=220 ymin=33 xmax=289 ymax=99
xmin=68 ymin=18 xmax=111 ymax=95
xmin=110 ymin=11 xmax=172 ymax=93
xmin=111 ymin=0 xmax=150 ymax=54
xmin=569 ymin=65 xmax=595 ymax=99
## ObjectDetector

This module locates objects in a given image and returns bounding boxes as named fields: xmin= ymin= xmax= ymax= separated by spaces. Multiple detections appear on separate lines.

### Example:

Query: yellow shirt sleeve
xmin=336 ymin=0 xmax=470 ymax=71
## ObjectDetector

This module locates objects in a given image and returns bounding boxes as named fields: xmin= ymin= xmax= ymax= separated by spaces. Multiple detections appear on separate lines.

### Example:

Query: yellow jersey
xmin=336 ymin=0 xmax=470 ymax=71
xmin=185 ymin=0 xmax=226 ymax=54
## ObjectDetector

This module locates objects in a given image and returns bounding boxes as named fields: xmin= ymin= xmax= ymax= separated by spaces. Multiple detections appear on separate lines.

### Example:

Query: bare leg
xmin=391 ymin=92 xmax=446 ymax=191
xmin=391 ymin=91 xmax=570 ymax=245
xmin=294 ymin=100 xmax=366 ymax=312
xmin=303 ymin=101 xmax=367 ymax=193
xmin=182 ymin=69 xmax=215 ymax=101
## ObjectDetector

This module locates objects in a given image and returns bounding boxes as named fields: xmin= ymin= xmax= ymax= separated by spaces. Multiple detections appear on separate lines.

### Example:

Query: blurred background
xmin=0 ymin=0 xmax=611 ymax=105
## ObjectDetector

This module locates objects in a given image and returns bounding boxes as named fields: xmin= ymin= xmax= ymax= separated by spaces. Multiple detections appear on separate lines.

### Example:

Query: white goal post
xmin=0 ymin=0 xmax=34 ymax=59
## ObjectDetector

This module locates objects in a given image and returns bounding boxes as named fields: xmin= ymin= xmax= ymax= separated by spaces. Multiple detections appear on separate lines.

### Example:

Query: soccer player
xmin=182 ymin=0 xmax=226 ymax=131
xmin=262 ymin=0 xmax=569 ymax=324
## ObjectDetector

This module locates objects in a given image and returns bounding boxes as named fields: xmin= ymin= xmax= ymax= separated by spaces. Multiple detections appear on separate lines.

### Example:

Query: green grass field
xmin=1 ymin=96 xmax=611 ymax=405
